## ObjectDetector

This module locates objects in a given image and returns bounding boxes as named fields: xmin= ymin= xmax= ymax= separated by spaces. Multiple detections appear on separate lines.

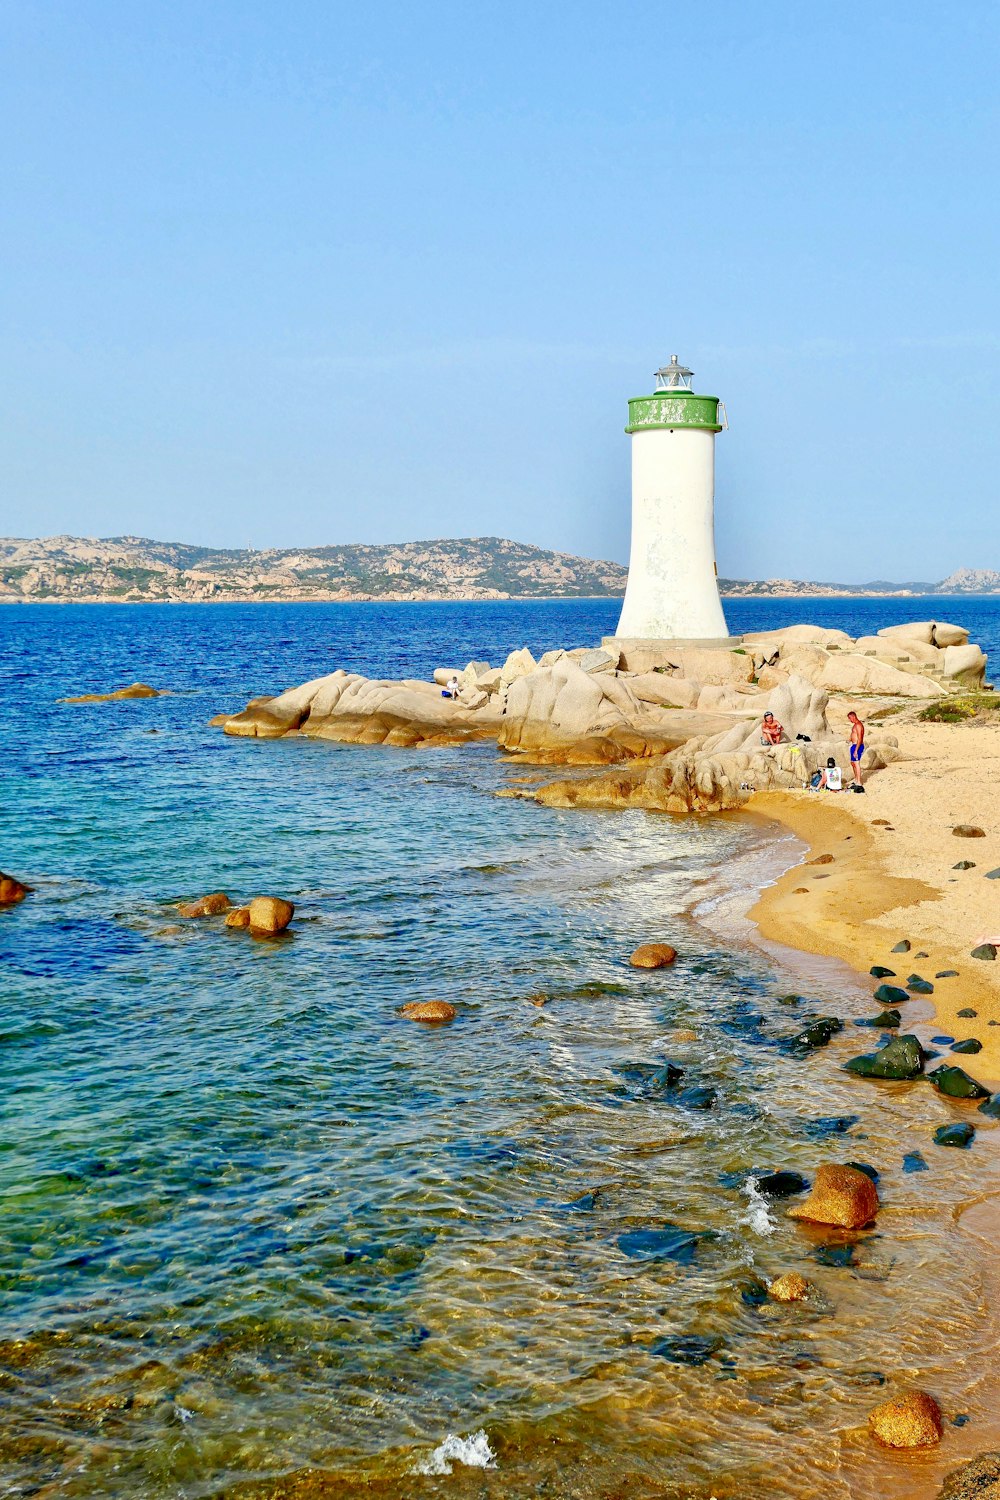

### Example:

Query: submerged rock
xmin=844 ymin=1034 xmax=925 ymax=1081
xmin=928 ymin=1065 xmax=990 ymax=1100
xmin=869 ymin=1390 xmax=943 ymax=1448
xmin=754 ymin=1170 xmax=809 ymax=1198
xmin=677 ymin=1085 xmax=718 ymax=1111
xmin=937 ymin=1450 xmax=1000 ymax=1499
xmin=934 ymin=1122 xmax=975 ymax=1149
xmin=0 ymin=873 xmax=31 ymax=905
xmin=788 ymin=1164 xmax=879 ymax=1229
xmin=400 ymin=1000 xmax=457 ymax=1023
xmin=59 ymin=681 xmax=163 ymax=703
xmin=629 ymin=943 xmax=678 ymax=969
xmin=769 ymin=1272 xmax=809 ymax=1302
xmin=903 ymin=1151 xmax=929 ymax=1173
xmin=177 ymin=892 xmax=231 ymax=918
xmin=650 ymin=1333 xmax=722 ymax=1365
xmin=617 ymin=1223 xmax=711 ymax=1264
xmin=248 ymin=896 xmax=294 ymax=935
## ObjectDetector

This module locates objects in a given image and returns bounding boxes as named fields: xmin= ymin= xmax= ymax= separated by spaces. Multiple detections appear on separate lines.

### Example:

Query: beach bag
xmin=809 ymin=771 xmax=823 ymax=789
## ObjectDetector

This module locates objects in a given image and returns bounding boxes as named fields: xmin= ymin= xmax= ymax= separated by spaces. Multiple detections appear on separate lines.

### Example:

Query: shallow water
xmin=2 ymin=599 xmax=1000 ymax=1499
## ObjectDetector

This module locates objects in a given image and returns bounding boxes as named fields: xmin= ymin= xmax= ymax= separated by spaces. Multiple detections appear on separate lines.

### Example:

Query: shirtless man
xmin=760 ymin=711 xmax=784 ymax=746
xmin=847 ymin=711 xmax=865 ymax=785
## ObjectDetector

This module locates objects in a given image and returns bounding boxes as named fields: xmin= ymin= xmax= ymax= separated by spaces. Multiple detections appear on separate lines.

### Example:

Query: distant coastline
xmin=2 ymin=533 xmax=998 ymax=603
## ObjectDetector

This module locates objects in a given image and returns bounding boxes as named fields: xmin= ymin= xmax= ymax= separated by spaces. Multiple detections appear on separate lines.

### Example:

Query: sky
xmin=1 ymin=3 xmax=999 ymax=582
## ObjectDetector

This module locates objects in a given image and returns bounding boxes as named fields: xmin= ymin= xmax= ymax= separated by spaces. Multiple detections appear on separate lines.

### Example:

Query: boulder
xmin=817 ymin=654 xmax=942 ymax=698
xmin=943 ymin=643 xmax=987 ymax=687
xmin=433 ymin=667 xmax=462 ymax=686
xmin=844 ymin=1034 xmax=925 ymax=1080
xmin=938 ymin=1451 xmax=1000 ymax=1500
xmin=627 ymin=673 xmax=702 ymax=710
xmin=873 ymin=984 xmax=910 ymax=1006
xmin=225 ymin=906 xmax=252 ymax=929
xmin=769 ymin=1272 xmax=809 ymax=1302
xmin=629 ymin=943 xmax=678 ymax=969
xmin=933 ymin=621 xmax=971 ymax=648
xmin=787 ymin=1164 xmax=879 ymax=1229
xmin=934 ymin=1122 xmax=975 ymax=1148
xmin=702 ymin=673 xmax=832 ymax=755
xmin=878 ymin=622 xmax=937 ymax=647
xmin=928 ymin=1064 xmax=990 ymax=1100
xmin=178 ymin=892 xmax=231 ymax=918
xmin=499 ymin=647 xmax=538 ymax=686
xmin=499 ymin=659 xmax=665 ymax=763
xmin=458 ymin=661 xmax=491 ymax=690
xmin=869 ymin=1390 xmax=943 ymax=1448
xmin=575 ymin=648 xmax=617 ymax=675
xmin=659 ymin=647 xmax=755 ymax=686
xmin=742 ymin=625 xmax=855 ymax=650
xmin=247 ymin=896 xmax=294 ymax=935
xmin=475 ymin=668 xmax=503 ymax=694
xmin=400 ymin=1000 xmax=456 ymax=1023
xmin=0 ymin=873 xmax=30 ymax=905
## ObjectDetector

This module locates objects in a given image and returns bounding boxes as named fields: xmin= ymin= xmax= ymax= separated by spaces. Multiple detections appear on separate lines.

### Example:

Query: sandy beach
xmin=751 ymin=716 xmax=1000 ymax=1083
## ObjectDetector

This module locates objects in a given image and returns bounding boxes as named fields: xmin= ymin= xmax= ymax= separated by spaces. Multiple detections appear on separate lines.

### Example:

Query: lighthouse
xmin=613 ymin=356 xmax=729 ymax=642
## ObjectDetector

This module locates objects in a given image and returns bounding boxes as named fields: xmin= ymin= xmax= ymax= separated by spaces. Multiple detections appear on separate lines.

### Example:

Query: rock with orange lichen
xmin=177 ymin=892 xmax=231 ymax=918
xmin=225 ymin=907 xmax=252 ymax=929
xmin=629 ymin=943 xmax=678 ymax=969
xmin=769 ymin=1272 xmax=809 ymax=1302
xmin=0 ymin=873 xmax=31 ymax=905
xmin=868 ymin=1390 xmax=942 ymax=1448
xmin=787 ymin=1164 xmax=879 ymax=1229
xmin=400 ymin=1000 xmax=456 ymax=1023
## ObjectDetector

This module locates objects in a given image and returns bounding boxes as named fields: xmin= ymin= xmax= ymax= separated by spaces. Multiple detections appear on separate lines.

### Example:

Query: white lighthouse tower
xmin=613 ymin=356 xmax=729 ymax=642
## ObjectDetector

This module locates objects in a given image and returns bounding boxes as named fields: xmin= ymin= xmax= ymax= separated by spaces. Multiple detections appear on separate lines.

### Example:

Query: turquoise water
xmin=2 ymin=600 xmax=999 ymax=1500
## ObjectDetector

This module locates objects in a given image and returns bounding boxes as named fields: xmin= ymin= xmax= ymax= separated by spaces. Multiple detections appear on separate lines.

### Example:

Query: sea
xmin=2 ymin=595 xmax=1000 ymax=1500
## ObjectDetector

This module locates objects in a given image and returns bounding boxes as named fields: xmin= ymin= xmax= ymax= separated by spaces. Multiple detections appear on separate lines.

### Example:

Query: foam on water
xmin=414 ymin=1429 xmax=497 ymax=1475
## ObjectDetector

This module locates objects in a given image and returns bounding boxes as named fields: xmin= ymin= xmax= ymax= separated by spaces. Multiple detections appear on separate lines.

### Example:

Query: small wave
xmin=740 ymin=1176 xmax=777 ymax=1237
xmin=414 ymin=1429 xmax=497 ymax=1476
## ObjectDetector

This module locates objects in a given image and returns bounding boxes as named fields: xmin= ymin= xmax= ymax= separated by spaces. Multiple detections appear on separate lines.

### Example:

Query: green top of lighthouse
xmin=625 ymin=355 xmax=724 ymax=434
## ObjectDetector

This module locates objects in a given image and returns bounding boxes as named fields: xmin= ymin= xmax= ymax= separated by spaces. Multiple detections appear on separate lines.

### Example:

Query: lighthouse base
xmin=602 ymin=635 xmax=744 ymax=673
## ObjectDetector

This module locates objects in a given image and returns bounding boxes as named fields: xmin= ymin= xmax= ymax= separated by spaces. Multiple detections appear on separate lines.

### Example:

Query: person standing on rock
xmin=848 ymin=711 xmax=865 ymax=785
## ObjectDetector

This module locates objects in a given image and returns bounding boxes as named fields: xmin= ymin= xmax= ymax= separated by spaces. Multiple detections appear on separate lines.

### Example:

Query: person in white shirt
xmin=820 ymin=757 xmax=843 ymax=791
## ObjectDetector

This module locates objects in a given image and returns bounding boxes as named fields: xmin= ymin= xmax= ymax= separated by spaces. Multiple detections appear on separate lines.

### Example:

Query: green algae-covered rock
xmin=873 ymin=983 xmax=911 ymax=1007
xmin=971 ymin=943 xmax=997 ymax=961
xmin=906 ymin=974 xmax=934 ymax=994
xmin=844 ymin=1034 xmax=926 ymax=1081
xmin=951 ymin=1038 xmax=982 ymax=1055
xmin=934 ymin=1122 xmax=976 ymax=1149
xmin=927 ymin=1064 xmax=990 ymax=1100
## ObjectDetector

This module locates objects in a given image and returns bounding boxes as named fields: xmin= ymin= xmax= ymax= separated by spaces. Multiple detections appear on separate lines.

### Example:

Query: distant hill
xmin=0 ymin=535 xmax=995 ymax=602
xmin=0 ymin=535 xmax=628 ymax=601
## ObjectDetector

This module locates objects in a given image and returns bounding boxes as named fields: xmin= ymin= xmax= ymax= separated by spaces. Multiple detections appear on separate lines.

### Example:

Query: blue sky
xmin=1 ymin=2 xmax=998 ymax=581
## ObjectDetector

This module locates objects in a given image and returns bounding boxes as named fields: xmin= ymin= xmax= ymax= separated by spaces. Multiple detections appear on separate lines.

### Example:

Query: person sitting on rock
xmin=847 ymin=710 xmax=865 ymax=785
xmin=760 ymin=711 xmax=784 ymax=746
xmin=820 ymin=757 xmax=843 ymax=792
xmin=442 ymin=675 xmax=460 ymax=700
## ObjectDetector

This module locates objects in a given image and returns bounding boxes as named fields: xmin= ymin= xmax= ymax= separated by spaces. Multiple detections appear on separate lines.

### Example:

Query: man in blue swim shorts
xmin=848 ymin=711 xmax=865 ymax=786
